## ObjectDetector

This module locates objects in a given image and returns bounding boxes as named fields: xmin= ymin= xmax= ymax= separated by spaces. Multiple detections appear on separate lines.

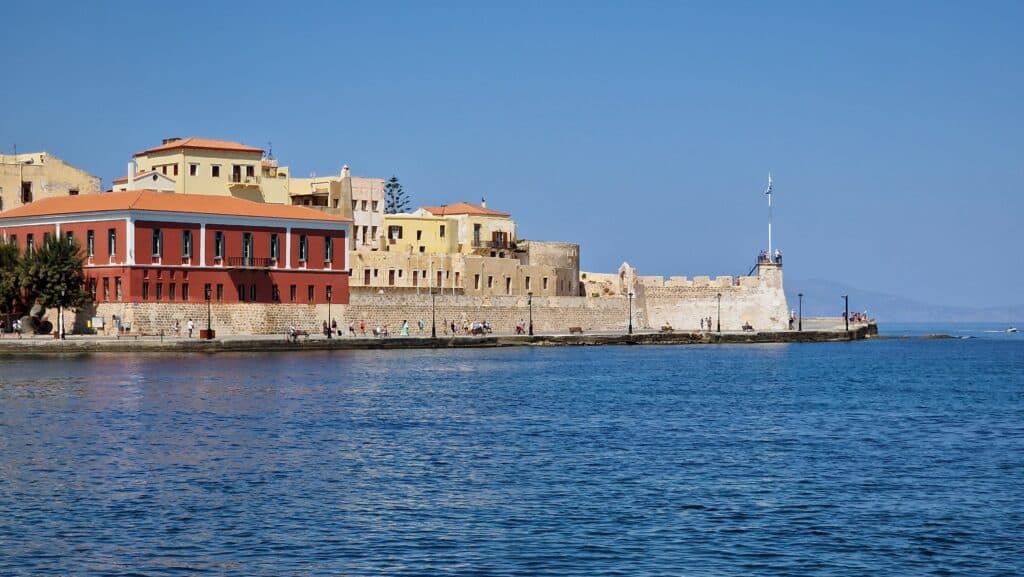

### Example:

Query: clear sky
xmin=3 ymin=1 xmax=1022 ymax=307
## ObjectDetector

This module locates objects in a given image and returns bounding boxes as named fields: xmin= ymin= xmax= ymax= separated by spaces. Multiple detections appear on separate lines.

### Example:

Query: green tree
xmin=19 ymin=235 xmax=91 ymax=335
xmin=0 ymin=242 xmax=24 ymax=324
xmin=384 ymin=176 xmax=410 ymax=214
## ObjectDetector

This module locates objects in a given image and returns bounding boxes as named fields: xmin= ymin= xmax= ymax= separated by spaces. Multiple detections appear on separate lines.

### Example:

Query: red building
xmin=0 ymin=190 xmax=351 ymax=307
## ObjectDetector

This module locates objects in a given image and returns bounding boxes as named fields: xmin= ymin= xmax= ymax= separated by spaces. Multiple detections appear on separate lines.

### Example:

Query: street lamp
xmin=798 ymin=292 xmax=803 ymax=332
xmin=717 ymin=292 xmax=722 ymax=333
xmin=59 ymin=288 xmax=65 ymax=340
xmin=431 ymin=286 xmax=437 ymax=338
xmin=843 ymin=294 xmax=849 ymax=333
xmin=205 ymin=284 xmax=212 ymax=339
xmin=628 ymin=291 xmax=634 ymax=335
xmin=326 ymin=285 xmax=332 ymax=339
xmin=528 ymin=291 xmax=534 ymax=336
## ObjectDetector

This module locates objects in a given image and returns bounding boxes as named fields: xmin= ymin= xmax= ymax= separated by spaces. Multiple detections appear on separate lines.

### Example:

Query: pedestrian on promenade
xmin=348 ymin=321 xmax=356 ymax=337
xmin=322 ymin=320 xmax=330 ymax=337
xmin=450 ymin=320 xmax=456 ymax=334
xmin=400 ymin=320 xmax=409 ymax=336
xmin=359 ymin=319 xmax=367 ymax=336
xmin=174 ymin=320 xmax=181 ymax=337
xmin=331 ymin=319 xmax=337 ymax=336
xmin=418 ymin=319 xmax=425 ymax=333
xmin=187 ymin=318 xmax=194 ymax=338
xmin=700 ymin=318 xmax=705 ymax=331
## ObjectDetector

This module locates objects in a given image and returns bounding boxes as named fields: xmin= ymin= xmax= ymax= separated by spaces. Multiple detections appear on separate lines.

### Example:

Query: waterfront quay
xmin=0 ymin=319 xmax=876 ymax=354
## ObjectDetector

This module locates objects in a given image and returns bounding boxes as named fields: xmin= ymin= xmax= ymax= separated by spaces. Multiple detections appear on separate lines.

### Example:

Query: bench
xmin=287 ymin=329 xmax=311 ymax=342
xmin=568 ymin=326 xmax=583 ymax=335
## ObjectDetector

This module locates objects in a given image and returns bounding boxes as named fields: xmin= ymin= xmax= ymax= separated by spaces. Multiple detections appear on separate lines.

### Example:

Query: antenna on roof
xmin=266 ymin=141 xmax=274 ymax=160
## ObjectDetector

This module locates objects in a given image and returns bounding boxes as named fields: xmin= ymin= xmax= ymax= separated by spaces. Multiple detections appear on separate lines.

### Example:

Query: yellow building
xmin=0 ymin=152 xmax=101 ymax=213
xmin=382 ymin=210 xmax=459 ymax=254
xmin=125 ymin=137 xmax=291 ymax=203
xmin=289 ymin=165 xmax=385 ymax=250
xmin=420 ymin=201 xmax=517 ymax=257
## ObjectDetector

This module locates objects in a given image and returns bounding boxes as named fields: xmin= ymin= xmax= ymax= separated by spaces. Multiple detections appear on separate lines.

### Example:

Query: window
xmin=115 ymin=277 xmax=122 ymax=301
xmin=475 ymin=274 xmax=481 ymax=290
xmin=214 ymin=231 xmax=224 ymax=259
xmin=525 ymin=276 xmax=531 ymax=291
xmin=351 ymin=200 xmax=357 ymax=211
xmin=142 ymin=282 xmax=150 ymax=300
xmin=455 ymin=272 xmax=460 ymax=286
xmin=272 ymin=284 xmax=280 ymax=302
xmin=108 ymin=229 xmax=117 ymax=257
xmin=307 ymin=285 xmax=314 ymax=302
xmin=298 ymin=235 xmax=308 ymax=261
xmin=169 ymin=283 xmax=176 ymax=301
xmin=152 ymin=228 xmax=162 ymax=257
xmin=439 ymin=225 xmax=445 ymax=238
xmin=173 ymin=163 xmax=179 ymax=177
xmin=86 ymin=230 xmax=95 ymax=257
xmin=181 ymin=230 xmax=193 ymax=258
xmin=324 ymin=236 xmax=333 ymax=262
xmin=370 ymin=226 xmax=377 ymax=240
xmin=155 ymin=283 xmax=163 ymax=301
xmin=26 ymin=234 xmax=34 ymax=254
xmin=419 ymin=246 xmax=425 ymax=253
xmin=250 ymin=285 xmax=256 ymax=301
xmin=246 ymin=165 xmax=255 ymax=177
xmin=543 ymin=277 xmax=549 ymax=291
xmin=65 ymin=231 xmax=74 ymax=244
xmin=44 ymin=232 xmax=50 ymax=243
xmin=242 ymin=232 xmax=253 ymax=265
xmin=103 ymin=278 xmax=110 ymax=301
xmin=437 ymin=271 xmax=443 ymax=287
xmin=204 ymin=283 xmax=212 ymax=301
xmin=487 ymin=276 xmax=493 ymax=289
xmin=68 ymin=189 xmax=79 ymax=196
xmin=189 ymin=163 xmax=198 ymax=176
xmin=21 ymin=181 xmax=32 ymax=203
xmin=8 ymin=235 xmax=15 ymax=248
xmin=416 ymin=230 xmax=422 ymax=241
xmin=211 ymin=165 xmax=221 ymax=178
xmin=289 ymin=284 xmax=297 ymax=302
xmin=182 ymin=283 xmax=189 ymax=301
xmin=88 ymin=279 xmax=97 ymax=300
xmin=361 ymin=200 xmax=367 ymax=211
xmin=388 ymin=225 xmax=403 ymax=240
xmin=238 ymin=284 xmax=246 ymax=301
xmin=216 ymin=284 xmax=224 ymax=301
xmin=506 ymin=277 xmax=512 ymax=295
xmin=270 ymin=233 xmax=279 ymax=260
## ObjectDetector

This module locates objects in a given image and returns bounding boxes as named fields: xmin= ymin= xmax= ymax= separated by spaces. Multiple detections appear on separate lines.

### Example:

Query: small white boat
xmin=1009 ymin=327 xmax=1018 ymax=333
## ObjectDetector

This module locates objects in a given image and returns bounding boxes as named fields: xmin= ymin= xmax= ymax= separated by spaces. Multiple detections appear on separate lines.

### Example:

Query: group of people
xmin=699 ymin=316 xmax=715 ymax=331
xmin=171 ymin=319 xmax=196 ymax=338
xmin=514 ymin=318 xmax=530 ymax=334
xmin=758 ymin=249 xmax=783 ymax=265
xmin=843 ymin=311 xmax=869 ymax=323
xmin=1 ymin=318 xmax=23 ymax=338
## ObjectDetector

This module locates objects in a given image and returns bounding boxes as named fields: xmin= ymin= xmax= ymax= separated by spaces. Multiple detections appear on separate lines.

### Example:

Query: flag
xmin=764 ymin=173 xmax=773 ymax=195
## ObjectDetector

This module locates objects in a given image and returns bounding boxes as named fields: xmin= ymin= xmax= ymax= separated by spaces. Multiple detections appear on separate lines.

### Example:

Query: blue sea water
xmin=1 ymin=332 xmax=1022 ymax=575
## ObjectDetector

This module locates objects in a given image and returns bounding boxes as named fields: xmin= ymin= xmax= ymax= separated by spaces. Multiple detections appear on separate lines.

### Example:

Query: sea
xmin=0 ymin=323 xmax=1021 ymax=576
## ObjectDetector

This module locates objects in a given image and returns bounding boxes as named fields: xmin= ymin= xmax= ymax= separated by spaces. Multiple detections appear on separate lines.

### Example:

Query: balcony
xmin=225 ymin=256 xmax=275 ymax=268
xmin=228 ymin=174 xmax=261 ymax=186
xmin=472 ymin=239 xmax=515 ymax=250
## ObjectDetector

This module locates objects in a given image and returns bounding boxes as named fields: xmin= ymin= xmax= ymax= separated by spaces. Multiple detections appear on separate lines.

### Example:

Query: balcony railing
xmin=472 ymin=239 xmax=515 ymax=250
xmin=228 ymin=174 xmax=261 ymax=185
xmin=225 ymin=256 xmax=275 ymax=268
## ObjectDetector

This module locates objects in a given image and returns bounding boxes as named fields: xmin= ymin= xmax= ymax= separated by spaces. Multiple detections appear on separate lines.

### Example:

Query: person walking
xmin=348 ymin=321 xmax=356 ymax=337
xmin=187 ymin=318 xmax=194 ymax=338
xmin=359 ymin=319 xmax=367 ymax=336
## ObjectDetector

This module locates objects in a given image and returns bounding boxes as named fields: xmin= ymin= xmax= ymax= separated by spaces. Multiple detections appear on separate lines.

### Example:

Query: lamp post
xmin=431 ymin=287 xmax=437 ymax=338
xmin=528 ymin=291 xmax=534 ymax=336
xmin=798 ymin=292 xmax=803 ymax=332
xmin=205 ymin=284 xmax=212 ymax=339
xmin=843 ymin=294 xmax=849 ymax=333
xmin=717 ymin=292 xmax=722 ymax=333
xmin=627 ymin=291 xmax=634 ymax=335
xmin=59 ymin=288 xmax=65 ymax=340
xmin=326 ymin=285 xmax=332 ymax=339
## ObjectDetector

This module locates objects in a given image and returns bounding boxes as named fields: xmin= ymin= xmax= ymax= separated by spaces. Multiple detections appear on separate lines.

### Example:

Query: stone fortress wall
xmin=60 ymin=261 xmax=786 ymax=336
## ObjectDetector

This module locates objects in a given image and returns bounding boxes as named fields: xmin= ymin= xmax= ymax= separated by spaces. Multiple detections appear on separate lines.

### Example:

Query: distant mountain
xmin=785 ymin=278 xmax=1021 ymax=323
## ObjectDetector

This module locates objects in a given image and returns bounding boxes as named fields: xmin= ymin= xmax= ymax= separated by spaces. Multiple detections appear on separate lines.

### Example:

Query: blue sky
xmin=3 ymin=1 xmax=1022 ymax=307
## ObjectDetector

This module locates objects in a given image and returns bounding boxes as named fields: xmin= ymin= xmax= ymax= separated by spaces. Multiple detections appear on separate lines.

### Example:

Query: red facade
xmin=2 ymin=214 xmax=349 ymax=306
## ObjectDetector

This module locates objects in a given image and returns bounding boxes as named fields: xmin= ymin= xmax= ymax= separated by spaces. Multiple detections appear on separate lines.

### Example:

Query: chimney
xmin=128 ymin=161 xmax=136 ymax=190
xmin=162 ymin=137 xmax=182 ymax=145
xmin=341 ymin=164 xmax=350 ymax=178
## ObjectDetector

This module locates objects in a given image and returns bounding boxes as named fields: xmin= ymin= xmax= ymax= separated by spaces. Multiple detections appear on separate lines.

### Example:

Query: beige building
xmin=0 ymin=152 xmax=101 ymax=213
xmin=290 ymin=165 xmax=384 ymax=250
xmin=421 ymin=201 xmax=517 ymax=257
xmin=124 ymin=137 xmax=291 ymax=203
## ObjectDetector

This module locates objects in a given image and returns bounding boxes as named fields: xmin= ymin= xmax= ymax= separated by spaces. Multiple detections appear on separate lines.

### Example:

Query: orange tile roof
xmin=0 ymin=190 xmax=351 ymax=223
xmin=134 ymin=137 xmax=264 ymax=157
xmin=420 ymin=201 xmax=510 ymax=217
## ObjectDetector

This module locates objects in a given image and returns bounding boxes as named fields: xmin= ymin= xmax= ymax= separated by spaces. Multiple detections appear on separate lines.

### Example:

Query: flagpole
xmin=765 ymin=173 xmax=773 ymax=257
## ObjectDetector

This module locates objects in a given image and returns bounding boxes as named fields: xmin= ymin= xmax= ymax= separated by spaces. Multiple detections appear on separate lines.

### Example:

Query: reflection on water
xmin=1 ymin=341 xmax=1023 ymax=576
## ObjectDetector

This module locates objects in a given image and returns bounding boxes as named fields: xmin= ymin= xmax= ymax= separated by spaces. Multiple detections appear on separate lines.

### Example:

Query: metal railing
xmin=228 ymin=174 xmax=260 ymax=184
xmin=226 ymin=256 xmax=275 ymax=268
